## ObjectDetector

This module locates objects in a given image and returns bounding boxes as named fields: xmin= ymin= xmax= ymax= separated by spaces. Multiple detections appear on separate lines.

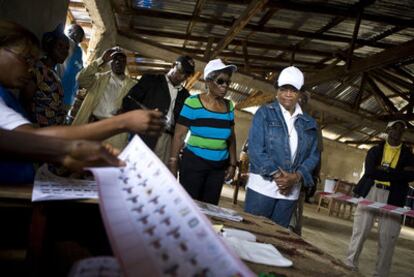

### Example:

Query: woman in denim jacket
xmin=244 ymin=66 xmax=320 ymax=228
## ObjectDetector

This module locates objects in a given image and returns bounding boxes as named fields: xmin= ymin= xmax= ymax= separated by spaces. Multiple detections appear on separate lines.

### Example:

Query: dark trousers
xmin=179 ymin=150 xmax=226 ymax=205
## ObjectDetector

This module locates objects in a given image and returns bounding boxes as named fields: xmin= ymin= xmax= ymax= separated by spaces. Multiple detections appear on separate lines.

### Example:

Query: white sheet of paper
xmin=32 ymin=164 xmax=98 ymax=202
xmin=222 ymin=227 xmax=256 ymax=242
xmin=89 ymin=135 xmax=254 ymax=277
xmin=223 ymin=236 xmax=293 ymax=267
xmin=197 ymin=201 xmax=243 ymax=222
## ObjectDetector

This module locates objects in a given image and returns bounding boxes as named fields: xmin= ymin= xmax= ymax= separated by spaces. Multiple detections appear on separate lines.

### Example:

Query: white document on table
xmin=89 ymin=135 xmax=254 ymax=277
xmin=223 ymin=236 xmax=293 ymax=267
xmin=32 ymin=164 xmax=98 ymax=202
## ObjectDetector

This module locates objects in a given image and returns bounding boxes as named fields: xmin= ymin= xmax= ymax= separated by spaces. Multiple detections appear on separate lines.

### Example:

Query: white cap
xmin=386 ymin=120 xmax=406 ymax=129
xmin=204 ymin=59 xmax=237 ymax=80
xmin=277 ymin=66 xmax=304 ymax=90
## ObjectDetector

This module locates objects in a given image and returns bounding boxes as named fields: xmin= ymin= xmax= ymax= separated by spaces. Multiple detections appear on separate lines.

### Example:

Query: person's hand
xmin=123 ymin=110 xmax=165 ymax=136
xmin=225 ymin=165 xmax=236 ymax=182
xmin=62 ymin=140 xmax=125 ymax=171
xmin=275 ymin=168 xmax=300 ymax=194
xmin=167 ymin=158 xmax=179 ymax=178
xmin=102 ymin=49 xmax=116 ymax=63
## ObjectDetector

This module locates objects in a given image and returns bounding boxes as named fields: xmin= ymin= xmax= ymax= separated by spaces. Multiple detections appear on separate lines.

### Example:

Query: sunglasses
xmin=214 ymin=78 xmax=231 ymax=86
xmin=4 ymin=48 xmax=36 ymax=67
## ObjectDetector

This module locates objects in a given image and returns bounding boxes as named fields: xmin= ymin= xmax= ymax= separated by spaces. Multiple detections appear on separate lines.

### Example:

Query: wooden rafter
xmin=183 ymin=0 xmax=207 ymax=48
xmin=346 ymin=4 xmax=363 ymax=69
xmin=242 ymin=40 xmax=250 ymax=73
xmin=210 ymin=0 xmax=268 ymax=58
xmin=366 ymin=75 xmax=398 ymax=113
xmin=121 ymin=8 xmax=394 ymax=48
xmin=306 ymin=39 xmax=414 ymax=87
xmin=370 ymin=73 xmax=410 ymax=101
xmin=128 ymin=28 xmax=333 ymax=57
xmin=335 ymin=124 xmax=362 ymax=141
xmin=353 ymin=73 xmax=367 ymax=110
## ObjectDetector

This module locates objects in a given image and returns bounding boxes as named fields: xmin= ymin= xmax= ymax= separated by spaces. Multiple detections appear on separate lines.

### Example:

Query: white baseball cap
xmin=204 ymin=59 xmax=237 ymax=80
xmin=277 ymin=66 xmax=304 ymax=90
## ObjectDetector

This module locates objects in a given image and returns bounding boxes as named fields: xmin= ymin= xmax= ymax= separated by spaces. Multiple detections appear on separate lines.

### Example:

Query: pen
xmin=126 ymin=95 xmax=169 ymax=123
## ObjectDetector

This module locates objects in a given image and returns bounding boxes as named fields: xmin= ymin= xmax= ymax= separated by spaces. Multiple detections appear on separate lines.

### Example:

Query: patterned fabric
xmin=30 ymin=60 xmax=65 ymax=127
xmin=177 ymin=94 xmax=234 ymax=162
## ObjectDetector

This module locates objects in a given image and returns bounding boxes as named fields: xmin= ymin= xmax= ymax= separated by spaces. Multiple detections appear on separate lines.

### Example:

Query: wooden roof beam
xmin=369 ymin=73 xmax=410 ymax=102
xmin=306 ymin=39 xmax=414 ymax=87
xmin=353 ymin=73 xmax=367 ymax=110
xmin=183 ymin=0 xmax=207 ymax=48
xmin=366 ymin=75 xmax=398 ymax=113
xmin=116 ymin=33 xmax=414 ymax=141
xmin=121 ymin=8 xmax=393 ymax=48
xmin=210 ymin=0 xmax=268 ymax=58
xmin=127 ymin=28 xmax=332 ymax=57
xmin=346 ymin=4 xmax=363 ymax=69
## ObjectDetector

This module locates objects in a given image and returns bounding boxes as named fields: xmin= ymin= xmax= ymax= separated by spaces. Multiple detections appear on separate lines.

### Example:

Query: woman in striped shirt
xmin=168 ymin=59 xmax=237 ymax=205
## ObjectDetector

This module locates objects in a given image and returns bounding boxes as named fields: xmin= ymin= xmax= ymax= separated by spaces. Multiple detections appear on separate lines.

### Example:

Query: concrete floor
xmin=220 ymin=185 xmax=414 ymax=277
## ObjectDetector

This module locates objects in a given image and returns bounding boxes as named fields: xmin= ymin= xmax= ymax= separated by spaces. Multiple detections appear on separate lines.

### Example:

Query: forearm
xmin=16 ymin=115 xmax=126 ymax=141
xmin=170 ymin=125 xmax=187 ymax=159
xmin=77 ymin=58 xmax=103 ymax=88
xmin=228 ymin=129 xmax=237 ymax=165
xmin=0 ymin=129 xmax=70 ymax=164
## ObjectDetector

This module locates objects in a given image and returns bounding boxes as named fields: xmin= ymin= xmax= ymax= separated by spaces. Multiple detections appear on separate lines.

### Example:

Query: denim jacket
xmin=248 ymin=101 xmax=320 ymax=187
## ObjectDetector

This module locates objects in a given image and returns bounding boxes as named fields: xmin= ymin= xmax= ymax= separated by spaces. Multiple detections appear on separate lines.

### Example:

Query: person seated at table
xmin=244 ymin=66 xmax=320 ymax=228
xmin=168 ymin=59 xmax=237 ymax=205
xmin=0 ymin=20 xmax=164 ymax=184
xmin=21 ymin=24 xmax=69 ymax=127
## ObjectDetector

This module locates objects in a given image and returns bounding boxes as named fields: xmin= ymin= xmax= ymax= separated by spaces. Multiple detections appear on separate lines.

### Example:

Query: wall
xmin=234 ymin=111 xmax=368 ymax=185
xmin=0 ymin=0 xmax=69 ymax=39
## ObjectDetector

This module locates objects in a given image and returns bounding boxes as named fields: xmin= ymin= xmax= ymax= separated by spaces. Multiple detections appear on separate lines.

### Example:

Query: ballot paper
xmin=32 ymin=164 xmax=98 ymax=202
xmin=89 ymin=135 xmax=254 ymax=277
xmin=197 ymin=201 xmax=243 ymax=222
xmin=223 ymin=236 xmax=293 ymax=267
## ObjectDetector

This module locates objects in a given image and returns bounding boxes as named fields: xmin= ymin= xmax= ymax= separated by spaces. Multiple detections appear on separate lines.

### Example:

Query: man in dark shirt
xmin=122 ymin=55 xmax=195 ymax=163
xmin=345 ymin=120 xmax=414 ymax=276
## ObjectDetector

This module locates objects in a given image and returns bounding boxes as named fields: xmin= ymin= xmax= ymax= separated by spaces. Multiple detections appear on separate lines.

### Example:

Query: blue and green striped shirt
xmin=177 ymin=95 xmax=234 ymax=162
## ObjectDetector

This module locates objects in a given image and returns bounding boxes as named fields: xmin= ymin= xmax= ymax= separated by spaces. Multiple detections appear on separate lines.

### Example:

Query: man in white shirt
xmin=244 ymin=66 xmax=320 ymax=228
xmin=72 ymin=48 xmax=137 ymax=149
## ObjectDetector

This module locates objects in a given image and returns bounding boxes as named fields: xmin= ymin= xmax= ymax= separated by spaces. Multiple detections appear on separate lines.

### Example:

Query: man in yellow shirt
xmin=346 ymin=120 xmax=414 ymax=277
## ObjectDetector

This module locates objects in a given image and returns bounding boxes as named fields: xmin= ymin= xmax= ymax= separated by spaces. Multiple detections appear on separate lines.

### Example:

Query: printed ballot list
xmin=89 ymin=136 xmax=254 ymax=277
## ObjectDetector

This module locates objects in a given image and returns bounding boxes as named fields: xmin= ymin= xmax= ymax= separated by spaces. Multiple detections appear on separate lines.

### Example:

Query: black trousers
xmin=179 ymin=150 xmax=226 ymax=205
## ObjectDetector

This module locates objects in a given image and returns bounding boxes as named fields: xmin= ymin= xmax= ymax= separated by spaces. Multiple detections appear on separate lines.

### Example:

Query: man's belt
xmin=375 ymin=183 xmax=391 ymax=190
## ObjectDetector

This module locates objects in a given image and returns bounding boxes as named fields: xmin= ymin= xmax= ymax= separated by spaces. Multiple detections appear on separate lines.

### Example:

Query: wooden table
xmin=0 ymin=185 xmax=359 ymax=276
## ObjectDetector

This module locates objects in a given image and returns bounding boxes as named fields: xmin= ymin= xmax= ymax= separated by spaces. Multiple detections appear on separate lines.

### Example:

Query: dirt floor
xmin=220 ymin=185 xmax=414 ymax=277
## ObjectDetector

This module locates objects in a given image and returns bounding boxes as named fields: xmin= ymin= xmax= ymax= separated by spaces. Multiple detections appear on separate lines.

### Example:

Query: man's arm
xmin=0 ymin=129 xmax=124 ymax=170
xmin=15 ymin=109 xmax=164 ymax=141
xmin=77 ymin=49 xmax=114 ymax=90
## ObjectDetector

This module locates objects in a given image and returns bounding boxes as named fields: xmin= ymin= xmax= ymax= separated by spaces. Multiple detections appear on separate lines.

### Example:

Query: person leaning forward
xmin=345 ymin=120 xmax=414 ymax=277
xmin=122 ymin=55 xmax=195 ymax=163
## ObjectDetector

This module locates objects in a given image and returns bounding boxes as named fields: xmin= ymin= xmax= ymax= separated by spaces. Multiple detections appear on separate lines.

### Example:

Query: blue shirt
xmin=61 ymin=43 xmax=83 ymax=105
xmin=177 ymin=95 xmax=234 ymax=162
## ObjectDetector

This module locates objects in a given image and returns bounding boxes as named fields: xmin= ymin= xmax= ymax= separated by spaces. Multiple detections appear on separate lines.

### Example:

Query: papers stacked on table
xmin=32 ymin=164 xmax=97 ymax=202
xmin=196 ymin=201 xmax=243 ymax=222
